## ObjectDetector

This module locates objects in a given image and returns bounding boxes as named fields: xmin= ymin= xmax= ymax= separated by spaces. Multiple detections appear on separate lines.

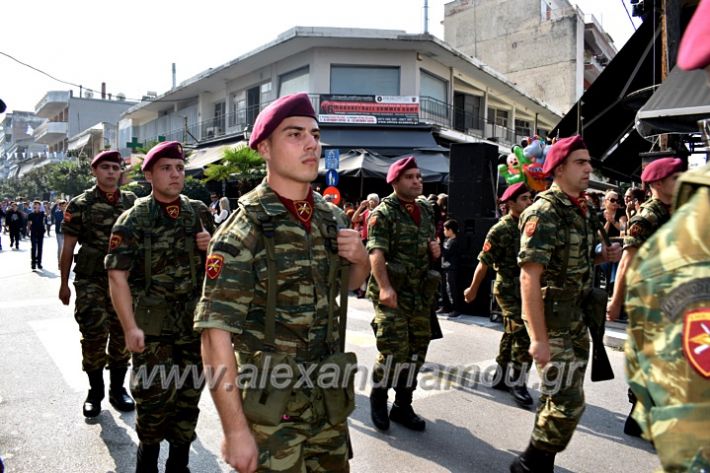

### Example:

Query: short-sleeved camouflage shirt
xmin=518 ymin=183 xmax=600 ymax=293
xmin=479 ymin=214 xmax=520 ymax=292
xmin=193 ymin=181 xmax=345 ymax=363
xmin=63 ymin=185 xmax=137 ymax=252
xmin=104 ymin=194 xmax=213 ymax=300
xmin=623 ymin=197 xmax=670 ymax=250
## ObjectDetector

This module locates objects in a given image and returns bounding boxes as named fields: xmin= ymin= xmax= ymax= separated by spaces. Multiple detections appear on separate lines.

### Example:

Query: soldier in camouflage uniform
xmin=624 ymin=9 xmax=710 ymax=470
xmin=106 ymin=141 xmax=214 ymax=473
xmin=606 ymin=157 xmax=684 ymax=438
xmin=59 ymin=150 xmax=137 ymax=418
xmin=196 ymin=93 xmax=369 ymax=473
xmin=463 ymin=182 xmax=533 ymax=407
xmin=511 ymin=136 xmax=621 ymax=473
xmin=367 ymin=156 xmax=441 ymax=432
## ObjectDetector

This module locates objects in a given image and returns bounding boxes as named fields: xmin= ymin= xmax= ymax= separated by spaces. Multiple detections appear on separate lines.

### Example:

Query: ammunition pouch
xmin=541 ymin=286 xmax=581 ymax=330
xmin=385 ymin=262 xmax=407 ymax=292
xmin=582 ymin=287 xmax=608 ymax=336
xmin=241 ymin=351 xmax=297 ymax=426
xmin=74 ymin=246 xmax=105 ymax=277
xmin=320 ymin=351 xmax=358 ymax=425
xmin=134 ymin=295 xmax=169 ymax=337
xmin=421 ymin=270 xmax=442 ymax=307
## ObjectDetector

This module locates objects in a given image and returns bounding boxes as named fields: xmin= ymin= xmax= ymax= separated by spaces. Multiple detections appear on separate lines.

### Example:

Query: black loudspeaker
xmin=448 ymin=143 xmax=499 ymax=220
xmin=453 ymin=218 xmax=497 ymax=316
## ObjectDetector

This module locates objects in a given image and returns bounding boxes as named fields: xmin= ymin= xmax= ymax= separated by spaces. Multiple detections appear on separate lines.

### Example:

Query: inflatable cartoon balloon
xmin=498 ymin=152 xmax=526 ymax=185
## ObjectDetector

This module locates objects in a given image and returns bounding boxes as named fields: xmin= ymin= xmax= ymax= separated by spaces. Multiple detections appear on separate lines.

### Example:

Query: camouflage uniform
xmin=194 ymin=181 xmax=351 ymax=472
xmin=105 ymin=194 xmax=213 ymax=446
xmin=518 ymin=183 xmax=600 ymax=452
xmin=478 ymin=214 xmax=532 ymax=374
xmin=625 ymin=165 xmax=710 ymax=472
xmin=623 ymin=197 xmax=670 ymax=250
xmin=366 ymin=194 xmax=436 ymax=388
xmin=63 ymin=186 xmax=137 ymax=372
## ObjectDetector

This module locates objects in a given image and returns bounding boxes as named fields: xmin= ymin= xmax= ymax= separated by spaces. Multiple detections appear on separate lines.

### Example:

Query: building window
xmin=515 ymin=119 xmax=531 ymax=137
xmin=279 ymin=66 xmax=310 ymax=97
xmin=488 ymin=108 xmax=509 ymax=128
xmin=420 ymin=70 xmax=449 ymax=121
xmin=330 ymin=65 xmax=400 ymax=95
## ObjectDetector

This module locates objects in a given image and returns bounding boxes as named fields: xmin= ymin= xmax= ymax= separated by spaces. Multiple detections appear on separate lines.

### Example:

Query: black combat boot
xmin=370 ymin=387 xmax=390 ymax=431
xmin=491 ymin=363 xmax=509 ymax=391
xmin=390 ymin=387 xmax=426 ymax=431
xmin=165 ymin=442 xmax=191 ymax=473
xmin=136 ymin=442 xmax=160 ymax=473
xmin=509 ymin=369 xmax=533 ymax=407
xmin=83 ymin=369 xmax=105 ymax=418
xmin=509 ymin=443 xmax=556 ymax=473
xmin=109 ymin=367 xmax=135 ymax=412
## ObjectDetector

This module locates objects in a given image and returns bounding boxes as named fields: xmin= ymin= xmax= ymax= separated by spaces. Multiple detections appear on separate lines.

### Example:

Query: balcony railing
xmin=35 ymin=91 xmax=71 ymax=118
xmin=34 ymin=121 xmax=68 ymax=145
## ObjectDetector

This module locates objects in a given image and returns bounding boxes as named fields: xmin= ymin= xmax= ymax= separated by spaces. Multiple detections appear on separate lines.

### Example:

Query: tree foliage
xmin=0 ymin=159 xmax=95 ymax=200
xmin=202 ymin=145 xmax=265 ymax=195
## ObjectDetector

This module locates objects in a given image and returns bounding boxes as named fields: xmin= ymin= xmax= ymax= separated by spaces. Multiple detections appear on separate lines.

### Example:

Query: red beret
xmin=678 ymin=0 xmax=710 ymax=70
xmin=542 ymin=135 xmax=587 ymax=176
xmin=142 ymin=141 xmax=184 ymax=171
xmin=91 ymin=150 xmax=122 ymax=168
xmin=500 ymin=182 xmax=530 ymax=203
xmin=249 ymin=93 xmax=317 ymax=150
xmin=641 ymin=157 xmax=684 ymax=183
xmin=386 ymin=156 xmax=418 ymax=184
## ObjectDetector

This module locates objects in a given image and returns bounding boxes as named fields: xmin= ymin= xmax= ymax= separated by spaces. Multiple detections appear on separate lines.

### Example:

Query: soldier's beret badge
xmin=206 ymin=254 xmax=225 ymax=280
xmin=683 ymin=307 xmax=710 ymax=379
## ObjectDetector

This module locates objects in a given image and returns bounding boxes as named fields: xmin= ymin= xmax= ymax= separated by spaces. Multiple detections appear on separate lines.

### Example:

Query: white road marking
xmin=28 ymin=318 xmax=85 ymax=393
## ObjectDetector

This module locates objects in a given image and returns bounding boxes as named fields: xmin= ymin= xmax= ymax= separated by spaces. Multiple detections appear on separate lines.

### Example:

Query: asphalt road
xmin=0 ymin=234 xmax=659 ymax=472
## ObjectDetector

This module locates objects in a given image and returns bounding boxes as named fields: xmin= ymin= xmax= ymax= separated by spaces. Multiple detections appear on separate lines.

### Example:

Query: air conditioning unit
xmin=206 ymin=127 xmax=223 ymax=137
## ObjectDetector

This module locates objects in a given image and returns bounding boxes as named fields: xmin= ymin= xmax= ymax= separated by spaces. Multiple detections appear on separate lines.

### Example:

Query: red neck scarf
xmin=566 ymin=192 xmax=589 ymax=217
xmin=399 ymin=198 xmax=421 ymax=226
xmin=99 ymin=188 xmax=120 ymax=206
xmin=277 ymin=189 xmax=314 ymax=232
xmin=156 ymin=197 xmax=181 ymax=220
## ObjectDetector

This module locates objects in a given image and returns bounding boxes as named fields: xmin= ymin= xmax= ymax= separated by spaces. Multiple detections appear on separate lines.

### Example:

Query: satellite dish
xmin=0 ymin=99 xmax=6 ymax=113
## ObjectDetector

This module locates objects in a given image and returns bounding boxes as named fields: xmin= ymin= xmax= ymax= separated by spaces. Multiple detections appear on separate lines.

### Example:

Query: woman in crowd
xmin=213 ymin=196 xmax=231 ymax=225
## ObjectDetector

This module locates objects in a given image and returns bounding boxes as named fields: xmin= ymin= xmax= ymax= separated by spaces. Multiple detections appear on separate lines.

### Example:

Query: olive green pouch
xmin=134 ymin=296 xmax=168 ymax=336
xmin=542 ymin=286 xmax=579 ymax=330
xmin=421 ymin=269 xmax=442 ymax=306
xmin=73 ymin=247 xmax=102 ymax=277
xmin=241 ymin=351 xmax=297 ymax=426
xmin=320 ymin=351 xmax=358 ymax=425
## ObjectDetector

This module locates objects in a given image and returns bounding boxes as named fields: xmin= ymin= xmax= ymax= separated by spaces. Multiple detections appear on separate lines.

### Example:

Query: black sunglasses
xmin=607 ymin=198 xmax=619 ymax=204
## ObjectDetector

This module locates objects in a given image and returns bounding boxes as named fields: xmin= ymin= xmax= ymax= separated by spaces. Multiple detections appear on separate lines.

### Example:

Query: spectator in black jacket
xmin=440 ymin=219 xmax=464 ymax=317
xmin=27 ymin=200 xmax=46 ymax=270
xmin=5 ymin=202 xmax=23 ymax=250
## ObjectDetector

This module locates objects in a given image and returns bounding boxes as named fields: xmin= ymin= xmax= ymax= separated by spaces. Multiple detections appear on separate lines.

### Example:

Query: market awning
xmin=635 ymin=66 xmax=710 ymax=137
xmin=319 ymin=126 xmax=439 ymax=156
xmin=552 ymin=17 xmax=662 ymax=179
xmin=67 ymin=133 xmax=92 ymax=151
xmin=318 ymin=148 xmax=446 ymax=183
xmin=185 ymin=141 xmax=248 ymax=170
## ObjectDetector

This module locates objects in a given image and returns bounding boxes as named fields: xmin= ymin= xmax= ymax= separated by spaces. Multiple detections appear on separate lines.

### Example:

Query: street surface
xmin=0 ymin=235 xmax=659 ymax=472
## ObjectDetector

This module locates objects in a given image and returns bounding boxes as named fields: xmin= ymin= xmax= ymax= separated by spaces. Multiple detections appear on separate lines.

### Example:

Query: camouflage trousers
xmin=74 ymin=278 xmax=129 ymax=372
xmin=495 ymin=294 xmax=532 ymax=373
xmin=371 ymin=303 xmax=431 ymax=387
xmin=251 ymin=390 xmax=350 ymax=472
xmin=130 ymin=333 xmax=203 ymax=445
xmin=528 ymin=319 xmax=589 ymax=453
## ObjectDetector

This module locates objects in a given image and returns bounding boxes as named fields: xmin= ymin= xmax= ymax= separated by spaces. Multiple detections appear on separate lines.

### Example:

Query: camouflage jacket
xmin=63 ymin=186 xmax=137 ymax=277
xmin=193 ymin=180 xmax=346 ymax=364
xmin=479 ymin=214 xmax=520 ymax=294
xmin=623 ymin=197 xmax=670 ymax=250
xmin=104 ymin=193 xmax=213 ymax=302
xmin=518 ymin=183 xmax=600 ymax=295
xmin=365 ymin=193 xmax=435 ymax=298
xmin=625 ymin=164 xmax=710 ymax=472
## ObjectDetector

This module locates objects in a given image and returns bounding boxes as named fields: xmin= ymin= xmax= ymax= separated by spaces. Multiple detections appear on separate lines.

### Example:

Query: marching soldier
xmin=367 ymin=156 xmax=441 ymax=432
xmin=59 ymin=150 xmax=137 ymax=418
xmin=195 ymin=93 xmax=369 ymax=473
xmin=625 ymin=2 xmax=710 ymax=470
xmin=510 ymin=136 xmax=621 ymax=472
xmin=463 ymin=182 xmax=534 ymax=406
xmin=106 ymin=141 xmax=214 ymax=472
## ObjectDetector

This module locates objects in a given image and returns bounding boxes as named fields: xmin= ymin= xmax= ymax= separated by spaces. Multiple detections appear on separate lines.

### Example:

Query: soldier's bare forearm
xmin=201 ymin=329 xmax=251 ymax=435
xmin=369 ymin=249 xmax=392 ymax=291
xmin=610 ymin=247 xmax=636 ymax=307
xmin=59 ymin=235 xmax=78 ymax=286
xmin=468 ymin=262 xmax=488 ymax=293
xmin=520 ymin=264 xmax=547 ymax=343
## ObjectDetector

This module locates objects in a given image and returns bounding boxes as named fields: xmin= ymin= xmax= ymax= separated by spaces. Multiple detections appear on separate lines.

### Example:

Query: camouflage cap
xmin=248 ymin=93 xmax=317 ymax=150
xmin=91 ymin=150 xmax=123 ymax=168
xmin=142 ymin=141 xmax=184 ymax=171
xmin=542 ymin=135 xmax=587 ymax=176
xmin=641 ymin=157 xmax=684 ymax=183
